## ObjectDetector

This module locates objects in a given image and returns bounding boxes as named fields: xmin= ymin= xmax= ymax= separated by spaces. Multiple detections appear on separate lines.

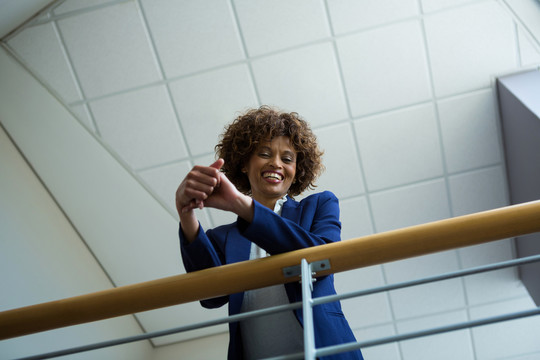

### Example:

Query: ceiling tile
xmin=140 ymin=0 xmax=245 ymax=77
xmin=464 ymin=266 xmax=523 ymax=306
xmin=506 ymin=0 xmax=540 ymax=45
xmin=8 ymin=22 xmax=82 ymax=103
xmin=385 ymin=250 xmax=465 ymax=319
xmin=354 ymin=104 xmax=443 ymax=191
xmin=335 ymin=266 xmax=393 ymax=328
xmin=448 ymin=166 xmax=508 ymax=216
xmin=470 ymin=292 xmax=536 ymax=318
xmin=90 ymin=85 xmax=188 ymax=169
xmin=518 ymin=28 xmax=540 ymax=66
xmin=57 ymin=1 xmax=161 ymax=98
xmin=169 ymin=64 xmax=258 ymax=157
xmin=335 ymin=265 xmax=392 ymax=328
xmin=138 ymin=160 xmax=194 ymax=216
xmin=397 ymin=311 xmax=474 ymax=360
xmin=337 ymin=20 xmax=432 ymax=117
xmin=424 ymin=1 xmax=516 ymax=97
xmin=448 ymin=166 xmax=518 ymax=306
xmin=0 ymin=0 xmax=51 ymax=39
xmin=234 ymin=0 xmax=330 ymax=56
xmin=459 ymin=239 xmax=514 ymax=268
xmin=339 ymin=196 xmax=373 ymax=241
xmin=385 ymin=250 xmax=460 ymax=283
xmin=470 ymin=297 xmax=540 ymax=359
xmin=370 ymin=179 xmax=450 ymax=233
xmin=353 ymin=325 xmax=400 ymax=359
xmin=460 ymin=238 xmax=518 ymax=306
xmin=438 ymin=90 xmax=502 ymax=174
xmin=313 ymin=123 xmax=365 ymax=198
xmin=69 ymin=103 xmax=95 ymax=132
xmin=389 ymin=279 xmax=466 ymax=319
xmin=327 ymin=0 xmax=419 ymax=35
xmin=397 ymin=309 xmax=467 ymax=332
xmin=340 ymin=292 xmax=393 ymax=330
xmin=252 ymin=42 xmax=348 ymax=127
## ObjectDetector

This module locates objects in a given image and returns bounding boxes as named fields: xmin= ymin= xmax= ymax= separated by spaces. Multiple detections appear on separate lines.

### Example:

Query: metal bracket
xmin=282 ymin=259 xmax=331 ymax=278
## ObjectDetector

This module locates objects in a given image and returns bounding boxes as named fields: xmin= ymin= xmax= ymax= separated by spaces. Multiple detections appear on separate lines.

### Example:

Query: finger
xmin=209 ymin=158 xmax=224 ymax=170
xmin=181 ymin=199 xmax=203 ymax=213
xmin=189 ymin=167 xmax=219 ymax=184
xmin=178 ymin=163 xmax=223 ymax=209
xmin=184 ymin=168 xmax=221 ymax=193
xmin=189 ymin=167 xmax=222 ymax=189
xmin=207 ymin=159 xmax=224 ymax=187
xmin=182 ymin=186 xmax=212 ymax=204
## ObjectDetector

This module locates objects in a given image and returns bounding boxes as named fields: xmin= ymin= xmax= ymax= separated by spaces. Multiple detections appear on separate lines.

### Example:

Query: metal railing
xmin=2 ymin=200 xmax=540 ymax=359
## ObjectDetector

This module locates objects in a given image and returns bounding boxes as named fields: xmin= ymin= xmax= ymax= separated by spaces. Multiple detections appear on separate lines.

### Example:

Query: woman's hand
xmin=176 ymin=159 xmax=223 ymax=243
xmin=206 ymin=172 xmax=254 ymax=222
xmin=176 ymin=159 xmax=254 ymax=222
xmin=175 ymin=159 xmax=223 ymax=215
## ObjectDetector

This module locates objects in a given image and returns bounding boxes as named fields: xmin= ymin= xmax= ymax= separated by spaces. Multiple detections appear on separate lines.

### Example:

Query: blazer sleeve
xmin=179 ymin=224 xmax=229 ymax=309
xmin=179 ymin=223 xmax=225 ymax=271
xmin=238 ymin=191 xmax=341 ymax=255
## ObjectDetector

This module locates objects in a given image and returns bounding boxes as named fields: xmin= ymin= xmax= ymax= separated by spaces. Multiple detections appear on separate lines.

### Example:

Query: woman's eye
xmin=259 ymin=153 xmax=270 ymax=158
xmin=282 ymin=157 xmax=293 ymax=163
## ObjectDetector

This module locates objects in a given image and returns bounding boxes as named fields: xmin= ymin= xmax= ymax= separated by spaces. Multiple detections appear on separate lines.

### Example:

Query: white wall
xmin=0 ymin=124 xmax=152 ymax=358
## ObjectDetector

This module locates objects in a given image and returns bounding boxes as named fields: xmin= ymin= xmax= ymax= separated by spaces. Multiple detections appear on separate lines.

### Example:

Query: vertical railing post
xmin=301 ymin=258 xmax=316 ymax=360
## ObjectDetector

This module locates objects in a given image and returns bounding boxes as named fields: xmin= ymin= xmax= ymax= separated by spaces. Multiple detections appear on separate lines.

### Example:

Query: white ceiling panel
xmin=170 ymin=64 xmax=259 ymax=156
xmin=90 ymin=84 xmax=188 ymax=170
xmin=0 ymin=0 xmax=51 ymax=38
xmin=252 ymin=42 xmax=349 ymax=127
xmin=57 ymin=1 xmax=161 ymax=98
xmin=7 ymin=22 xmax=82 ymax=103
xmin=140 ymin=0 xmax=245 ymax=78
xmin=234 ymin=0 xmax=330 ymax=56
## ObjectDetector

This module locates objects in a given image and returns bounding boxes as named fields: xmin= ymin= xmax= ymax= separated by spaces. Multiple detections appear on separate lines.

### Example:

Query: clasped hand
xmin=175 ymin=159 xmax=241 ymax=215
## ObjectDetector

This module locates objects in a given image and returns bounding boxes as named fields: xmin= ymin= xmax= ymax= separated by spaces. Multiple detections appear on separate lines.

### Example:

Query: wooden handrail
xmin=1 ymin=200 xmax=540 ymax=340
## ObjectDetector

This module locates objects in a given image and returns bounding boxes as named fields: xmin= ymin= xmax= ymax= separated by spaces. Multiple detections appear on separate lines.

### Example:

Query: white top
xmin=240 ymin=196 xmax=304 ymax=359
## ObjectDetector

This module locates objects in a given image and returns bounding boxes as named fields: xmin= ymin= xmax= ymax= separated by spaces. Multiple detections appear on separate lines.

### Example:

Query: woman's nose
xmin=269 ymin=155 xmax=282 ymax=168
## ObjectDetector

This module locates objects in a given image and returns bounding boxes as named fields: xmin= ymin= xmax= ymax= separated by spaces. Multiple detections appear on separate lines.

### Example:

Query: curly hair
xmin=215 ymin=106 xmax=324 ymax=197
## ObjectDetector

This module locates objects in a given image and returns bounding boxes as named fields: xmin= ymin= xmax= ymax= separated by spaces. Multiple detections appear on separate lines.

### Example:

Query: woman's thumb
xmin=209 ymin=158 xmax=225 ymax=170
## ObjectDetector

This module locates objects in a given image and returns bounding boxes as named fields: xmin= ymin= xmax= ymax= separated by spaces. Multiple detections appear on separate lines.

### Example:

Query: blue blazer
xmin=180 ymin=191 xmax=363 ymax=360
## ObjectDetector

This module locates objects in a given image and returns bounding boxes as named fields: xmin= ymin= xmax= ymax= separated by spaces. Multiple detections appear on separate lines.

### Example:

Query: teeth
xmin=263 ymin=172 xmax=283 ymax=180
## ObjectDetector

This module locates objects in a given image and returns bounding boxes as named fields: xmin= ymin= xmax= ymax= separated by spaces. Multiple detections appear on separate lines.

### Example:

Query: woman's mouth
xmin=262 ymin=171 xmax=283 ymax=182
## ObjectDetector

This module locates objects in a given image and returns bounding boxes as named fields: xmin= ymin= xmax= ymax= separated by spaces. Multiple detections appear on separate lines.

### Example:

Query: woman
xmin=176 ymin=106 xmax=363 ymax=359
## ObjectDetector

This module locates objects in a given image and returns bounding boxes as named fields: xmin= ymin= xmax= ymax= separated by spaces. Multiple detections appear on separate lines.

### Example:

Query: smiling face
xmin=244 ymin=136 xmax=297 ymax=209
